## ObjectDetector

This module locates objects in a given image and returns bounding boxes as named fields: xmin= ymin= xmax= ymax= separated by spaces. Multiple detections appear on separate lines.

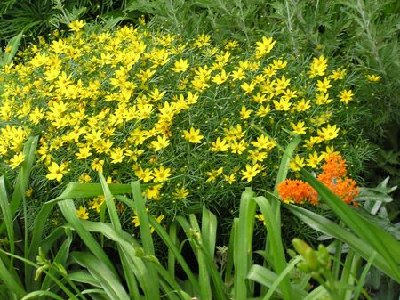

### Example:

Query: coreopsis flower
xmin=255 ymin=36 xmax=276 ymax=58
xmin=241 ymin=164 xmax=262 ymax=182
xmin=289 ymin=155 xmax=305 ymax=172
xmin=308 ymin=55 xmax=328 ymax=78
xmin=9 ymin=152 xmax=24 ymax=169
xmin=366 ymin=74 xmax=381 ymax=82
xmin=183 ymin=127 xmax=204 ymax=143
xmin=317 ymin=124 xmax=340 ymax=141
xmin=172 ymin=187 xmax=189 ymax=200
xmin=211 ymin=137 xmax=229 ymax=152
xmin=68 ymin=20 xmax=85 ymax=32
xmin=339 ymin=89 xmax=354 ymax=104
xmin=76 ymin=206 xmax=89 ymax=219
xmin=291 ymin=121 xmax=308 ymax=135
xmin=172 ymin=59 xmax=189 ymax=72
xmin=46 ymin=162 xmax=68 ymax=182
xmin=153 ymin=165 xmax=172 ymax=182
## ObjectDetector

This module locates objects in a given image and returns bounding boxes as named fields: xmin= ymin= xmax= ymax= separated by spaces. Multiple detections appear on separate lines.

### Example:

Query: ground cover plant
xmin=0 ymin=20 xmax=373 ymax=224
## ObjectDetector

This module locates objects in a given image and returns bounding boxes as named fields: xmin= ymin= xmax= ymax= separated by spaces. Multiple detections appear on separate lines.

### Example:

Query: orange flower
xmin=277 ymin=179 xmax=318 ymax=205
xmin=317 ymin=154 xmax=359 ymax=205
xmin=320 ymin=154 xmax=347 ymax=179
xmin=278 ymin=154 xmax=359 ymax=206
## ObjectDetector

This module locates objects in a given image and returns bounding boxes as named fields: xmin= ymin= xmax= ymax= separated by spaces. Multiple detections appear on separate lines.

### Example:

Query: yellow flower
xmin=291 ymin=121 xmax=308 ymax=135
xmin=339 ymin=89 xmax=354 ymax=104
xmin=223 ymin=174 xmax=236 ymax=184
xmin=306 ymin=151 xmax=324 ymax=168
xmin=9 ymin=152 xmax=25 ymax=169
xmin=255 ymin=36 xmax=276 ymax=58
xmin=241 ymin=164 xmax=261 ymax=182
xmin=256 ymin=105 xmax=270 ymax=117
xmin=76 ymin=206 xmax=89 ymax=220
xmin=316 ymin=77 xmax=332 ymax=93
xmin=231 ymin=68 xmax=245 ymax=81
xmin=321 ymin=146 xmax=340 ymax=159
xmin=91 ymin=158 xmax=104 ymax=173
xmin=76 ymin=146 xmax=92 ymax=159
xmin=206 ymin=167 xmax=224 ymax=183
xmin=153 ymin=165 xmax=172 ymax=183
xmin=308 ymin=55 xmax=328 ymax=78
xmin=289 ymin=155 xmax=305 ymax=172
xmin=46 ymin=162 xmax=68 ymax=182
xmin=315 ymin=93 xmax=332 ymax=105
xmin=255 ymin=214 xmax=266 ymax=226
xmin=151 ymin=135 xmax=170 ymax=151
xmin=295 ymin=99 xmax=311 ymax=111
xmin=89 ymin=196 xmax=104 ymax=213
xmin=172 ymin=59 xmax=189 ymax=73
xmin=173 ymin=187 xmax=189 ymax=200
xmin=211 ymin=137 xmax=229 ymax=152
xmin=240 ymin=82 xmax=256 ymax=94
xmin=330 ymin=68 xmax=346 ymax=80
xmin=239 ymin=106 xmax=253 ymax=119
xmin=248 ymin=150 xmax=268 ymax=164
xmin=183 ymin=127 xmax=204 ymax=143
xmin=273 ymin=97 xmax=292 ymax=111
xmin=317 ymin=124 xmax=340 ymax=141
xmin=79 ymin=173 xmax=92 ymax=183
xmin=274 ymin=76 xmax=291 ymax=93
xmin=271 ymin=58 xmax=287 ymax=70
xmin=110 ymin=147 xmax=125 ymax=164
xmin=194 ymin=34 xmax=211 ymax=48
xmin=252 ymin=93 xmax=267 ymax=104
xmin=212 ymin=69 xmax=229 ymax=85
xmin=366 ymin=74 xmax=381 ymax=82
xmin=229 ymin=140 xmax=247 ymax=154
xmin=251 ymin=134 xmax=276 ymax=150
xmin=146 ymin=184 xmax=163 ymax=200
xmin=134 ymin=166 xmax=153 ymax=183
xmin=68 ymin=20 xmax=85 ymax=32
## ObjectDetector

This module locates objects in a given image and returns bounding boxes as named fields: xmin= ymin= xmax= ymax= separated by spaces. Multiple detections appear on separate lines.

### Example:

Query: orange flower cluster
xmin=277 ymin=154 xmax=359 ymax=205
xmin=277 ymin=179 xmax=318 ymax=205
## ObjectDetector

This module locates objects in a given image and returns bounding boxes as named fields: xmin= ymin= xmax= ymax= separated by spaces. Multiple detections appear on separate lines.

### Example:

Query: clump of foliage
xmin=0 ymin=21 xmax=374 ymax=219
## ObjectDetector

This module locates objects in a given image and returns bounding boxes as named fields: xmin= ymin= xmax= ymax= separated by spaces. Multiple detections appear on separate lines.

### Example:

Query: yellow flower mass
xmin=0 ymin=23 xmax=370 ymax=217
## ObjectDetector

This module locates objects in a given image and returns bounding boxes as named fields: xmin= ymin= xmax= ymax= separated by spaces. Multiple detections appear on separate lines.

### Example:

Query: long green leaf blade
xmin=72 ymin=252 xmax=130 ymax=300
xmin=0 ymin=176 xmax=14 ymax=257
xmin=234 ymin=188 xmax=256 ymax=299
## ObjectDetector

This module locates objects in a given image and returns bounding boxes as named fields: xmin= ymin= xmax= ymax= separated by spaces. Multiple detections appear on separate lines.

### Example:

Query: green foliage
xmin=0 ymin=136 xmax=80 ymax=298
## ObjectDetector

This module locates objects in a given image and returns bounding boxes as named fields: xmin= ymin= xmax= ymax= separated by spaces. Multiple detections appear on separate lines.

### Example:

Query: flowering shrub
xmin=0 ymin=21 xmax=371 ymax=217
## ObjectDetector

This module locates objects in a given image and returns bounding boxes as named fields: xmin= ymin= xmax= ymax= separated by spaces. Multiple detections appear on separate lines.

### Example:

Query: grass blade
xmin=10 ymin=136 xmax=38 ymax=215
xmin=254 ymin=196 xmax=293 ymax=300
xmin=130 ymin=181 xmax=159 ymax=299
xmin=201 ymin=207 xmax=217 ymax=257
xmin=21 ymin=290 xmax=65 ymax=300
xmin=0 ymin=176 xmax=14 ymax=257
xmin=99 ymin=173 xmax=123 ymax=232
xmin=149 ymin=217 xmax=201 ymax=295
xmin=234 ymin=188 xmax=257 ymax=299
xmin=58 ymin=199 xmax=116 ymax=274
xmin=72 ymin=252 xmax=130 ymax=300
xmin=0 ymin=255 xmax=26 ymax=298
xmin=57 ymin=183 xmax=134 ymax=200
